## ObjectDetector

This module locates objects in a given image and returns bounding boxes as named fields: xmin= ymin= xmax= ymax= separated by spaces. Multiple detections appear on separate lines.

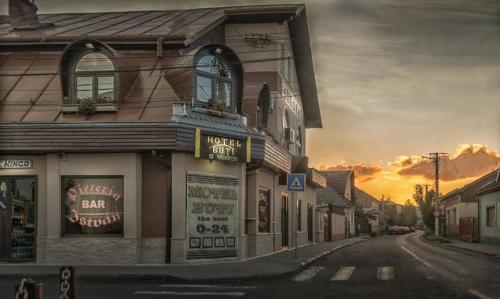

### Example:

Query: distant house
xmin=317 ymin=187 xmax=351 ymax=241
xmin=321 ymin=170 xmax=356 ymax=237
xmin=476 ymin=169 xmax=500 ymax=246
xmin=354 ymin=187 xmax=380 ymax=234
xmin=442 ymin=169 xmax=499 ymax=242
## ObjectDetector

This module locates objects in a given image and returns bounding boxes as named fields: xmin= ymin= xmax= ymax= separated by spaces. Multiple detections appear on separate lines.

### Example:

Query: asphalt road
xmin=1 ymin=233 xmax=499 ymax=298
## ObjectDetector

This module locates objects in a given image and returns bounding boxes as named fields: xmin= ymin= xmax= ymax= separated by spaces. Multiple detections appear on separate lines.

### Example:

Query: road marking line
xmin=377 ymin=266 xmax=394 ymax=280
xmin=400 ymin=245 xmax=434 ymax=268
xmin=468 ymin=289 xmax=492 ymax=299
xmin=134 ymin=291 xmax=246 ymax=297
xmin=292 ymin=266 xmax=325 ymax=282
xmin=331 ymin=266 xmax=355 ymax=281
xmin=159 ymin=284 xmax=256 ymax=289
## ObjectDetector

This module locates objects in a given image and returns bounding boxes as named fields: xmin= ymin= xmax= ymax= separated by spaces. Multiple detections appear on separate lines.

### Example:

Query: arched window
xmin=297 ymin=126 xmax=303 ymax=155
xmin=195 ymin=47 xmax=235 ymax=113
xmin=257 ymin=85 xmax=270 ymax=130
xmin=283 ymin=109 xmax=290 ymax=150
xmin=74 ymin=52 xmax=115 ymax=103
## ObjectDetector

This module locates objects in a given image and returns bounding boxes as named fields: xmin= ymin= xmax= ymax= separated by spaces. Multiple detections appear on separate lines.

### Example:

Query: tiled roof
xmin=170 ymin=107 xmax=249 ymax=137
xmin=317 ymin=187 xmax=352 ymax=208
xmin=442 ymin=168 xmax=500 ymax=202
xmin=476 ymin=169 xmax=500 ymax=195
xmin=0 ymin=5 xmax=302 ymax=45
xmin=354 ymin=187 xmax=379 ymax=209
xmin=0 ymin=52 xmax=177 ymax=122
xmin=323 ymin=170 xmax=353 ymax=198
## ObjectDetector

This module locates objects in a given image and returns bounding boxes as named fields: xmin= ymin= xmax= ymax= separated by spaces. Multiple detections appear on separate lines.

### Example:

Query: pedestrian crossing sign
xmin=287 ymin=173 xmax=306 ymax=192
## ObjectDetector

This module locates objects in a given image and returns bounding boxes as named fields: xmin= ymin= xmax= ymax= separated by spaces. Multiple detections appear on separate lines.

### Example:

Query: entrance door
xmin=323 ymin=213 xmax=329 ymax=241
xmin=281 ymin=194 xmax=289 ymax=248
xmin=0 ymin=177 xmax=36 ymax=261
xmin=307 ymin=204 xmax=313 ymax=242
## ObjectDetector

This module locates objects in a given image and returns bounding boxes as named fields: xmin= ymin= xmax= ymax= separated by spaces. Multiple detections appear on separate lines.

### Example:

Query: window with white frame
xmin=73 ymin=52 xmax=115 ymax=103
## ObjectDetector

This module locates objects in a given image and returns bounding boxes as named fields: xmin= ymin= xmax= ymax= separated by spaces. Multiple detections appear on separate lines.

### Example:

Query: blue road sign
xmin=287 ymin=173 xmax=306 ymax=192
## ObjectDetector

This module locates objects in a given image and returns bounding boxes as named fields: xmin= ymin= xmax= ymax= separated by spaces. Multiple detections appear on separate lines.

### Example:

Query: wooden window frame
xmin=69 ymin=50 xmax=117 ymax=105
xmin=194 ymin=49 xmax=236 ymax=114
xmin=486 ymin=206 xmax=496 ymax=227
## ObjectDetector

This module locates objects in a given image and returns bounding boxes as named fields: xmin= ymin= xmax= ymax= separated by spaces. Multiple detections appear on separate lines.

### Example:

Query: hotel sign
xmin=194 ymin=129 xmax=251 ymax=163
xmin=186 ymin=174 xmax=239 ymax=259
xmin=0 ymin=160 xmax=33 ymax=169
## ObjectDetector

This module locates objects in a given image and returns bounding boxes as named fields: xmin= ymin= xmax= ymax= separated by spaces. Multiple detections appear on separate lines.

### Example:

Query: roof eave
xmin=288 ymin=7 xmax=322 ymax=129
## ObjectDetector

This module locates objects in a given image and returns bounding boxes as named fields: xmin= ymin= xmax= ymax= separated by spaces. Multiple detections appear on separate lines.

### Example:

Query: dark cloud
xmin=394 ymin=144 xmax=500 ymax=181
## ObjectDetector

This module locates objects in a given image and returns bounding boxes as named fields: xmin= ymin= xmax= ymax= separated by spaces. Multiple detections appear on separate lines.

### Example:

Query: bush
xmin=78 ymin=98 xmax=97 ymax=115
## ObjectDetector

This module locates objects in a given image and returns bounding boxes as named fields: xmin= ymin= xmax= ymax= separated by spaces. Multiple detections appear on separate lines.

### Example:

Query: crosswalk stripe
xmin=331 ymin=266 xmax=355 ymax=281
xmin=134 ymin=291 xmax=246 ymax=297
xmin=377 ymin=266 xmax=394 ymax=280
xmin=292 ymin=266 xmax=325 ymax=282
xmin=159 ymin=284 xmax=256 ymax=289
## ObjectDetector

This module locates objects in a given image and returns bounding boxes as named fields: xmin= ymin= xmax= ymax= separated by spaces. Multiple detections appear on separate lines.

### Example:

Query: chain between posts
xmin=15 ymin=278 xmax=29 ymax=299
xmin=60 ymin=266 xmax=72 ymax=299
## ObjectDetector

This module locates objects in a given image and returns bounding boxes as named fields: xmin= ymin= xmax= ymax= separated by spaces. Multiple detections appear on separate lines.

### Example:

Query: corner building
xmin=0 ymin=1 xmax=326 ymax=264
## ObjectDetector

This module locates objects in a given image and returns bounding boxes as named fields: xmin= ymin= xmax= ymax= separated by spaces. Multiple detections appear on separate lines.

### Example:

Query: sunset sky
xmin=2 ymin=0 xmax=499 ymax=203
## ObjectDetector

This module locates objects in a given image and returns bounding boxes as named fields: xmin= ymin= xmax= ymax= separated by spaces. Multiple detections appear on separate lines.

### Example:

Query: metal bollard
xmin=60 ymin=266 xmax=76 ymax=299
xmin=15 ymin=278 xmax=43 ymax=299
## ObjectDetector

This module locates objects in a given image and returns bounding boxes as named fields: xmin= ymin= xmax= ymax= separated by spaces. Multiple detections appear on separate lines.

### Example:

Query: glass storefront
xmin=0 ymin=177 xmax=36 ymax=260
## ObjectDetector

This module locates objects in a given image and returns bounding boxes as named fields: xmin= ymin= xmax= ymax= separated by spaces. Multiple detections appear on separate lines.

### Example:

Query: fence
xmin=459 ymin=217 xmax=478 ymax=243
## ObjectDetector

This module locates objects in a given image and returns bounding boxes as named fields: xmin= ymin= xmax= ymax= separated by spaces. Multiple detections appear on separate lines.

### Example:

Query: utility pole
xmin=422 ymin=152 xmax=448 ymax=236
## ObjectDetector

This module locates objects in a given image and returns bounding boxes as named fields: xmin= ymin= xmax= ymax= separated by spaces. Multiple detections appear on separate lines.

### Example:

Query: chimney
xmin=8 ymin=0 xmax=40 ymax=28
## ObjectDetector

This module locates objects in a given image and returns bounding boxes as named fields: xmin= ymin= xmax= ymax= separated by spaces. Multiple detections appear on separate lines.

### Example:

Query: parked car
xmin=401 ymin=226 xmax=411 ymax=234
xmin=388 ymin=226 xmax=401 ymax=234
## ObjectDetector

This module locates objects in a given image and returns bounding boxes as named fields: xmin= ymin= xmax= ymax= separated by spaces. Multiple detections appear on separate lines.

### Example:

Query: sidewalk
xmin=444 ymin=239 xmax=500 ymax=257
xmin=0 ymin=236 xmax=368 ymax=282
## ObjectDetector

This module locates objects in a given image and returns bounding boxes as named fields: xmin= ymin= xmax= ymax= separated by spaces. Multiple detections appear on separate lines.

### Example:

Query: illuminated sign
xmin=194 ymin=129 xmax=251 ymax=163
xmin=186 ymin=173 xmax=238 ymax=259
xmin=0 ymin=160 xmax=32 ymax=169
xmin=63 ymin=177 xmax=124 ymax=235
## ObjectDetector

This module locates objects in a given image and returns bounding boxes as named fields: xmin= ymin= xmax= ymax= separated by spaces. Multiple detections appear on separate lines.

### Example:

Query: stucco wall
xmin=479 ymin=191 xmax=500 ymax=245
xmin=332 ymin=213 xmax=346 ymax=239
xmin=226 ymin=22 xmax=305 ymax=156
xmin=43 ymin=153 xmax=142 ymax=264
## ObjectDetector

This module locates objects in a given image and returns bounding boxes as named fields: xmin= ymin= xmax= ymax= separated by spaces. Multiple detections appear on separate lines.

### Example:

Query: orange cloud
xmin=319 ymin=162 xmax=383 ymax=179
xmin=393 ymin=144 xmax=499 ymax=181
xmin=315 ymin=144 xmax=499 ymax=204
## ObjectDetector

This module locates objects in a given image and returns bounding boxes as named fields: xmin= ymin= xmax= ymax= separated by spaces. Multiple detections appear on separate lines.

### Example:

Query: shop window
xmin=0 ymin=177 xmax=36 ymax=260
xmin=257 ymin=85 xmax=270 ymax=130
xmin=62 ymin=176 xmax=124 ymax=236
xmin=195 ymin=47 xmax=237 ymax=114
xmin=72 ymin=52 xmax=115 ymax=104
xmin=486 ymin=206 xmax=496 ymax=227
xmin=258 ymin=188 xmax=271 ymax=233
xmin=297 ymin=200 xmax=302 ymax=231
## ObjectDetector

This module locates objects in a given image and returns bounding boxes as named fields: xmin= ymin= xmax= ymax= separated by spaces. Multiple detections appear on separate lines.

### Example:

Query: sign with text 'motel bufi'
xmin=194 ymin=128 xmax=251 ymax=163
xmin=186 ymin=173 xmax=239 ymax=259
xmin=0 ymin=160 xmax=33 ymax=169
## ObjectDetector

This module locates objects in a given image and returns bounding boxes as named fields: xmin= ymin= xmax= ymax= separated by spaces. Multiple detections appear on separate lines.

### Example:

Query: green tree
xmin=413 ymin=184 xmax=435 ymax=231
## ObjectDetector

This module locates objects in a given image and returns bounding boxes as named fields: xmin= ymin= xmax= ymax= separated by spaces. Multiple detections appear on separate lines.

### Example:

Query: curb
xmin=299 ymin=238 xmax=369 ymax=268
xmin=0 ymin=238 xmax=371 ymax=283
xmin=421 ymin=235 xmax=500 ymax=258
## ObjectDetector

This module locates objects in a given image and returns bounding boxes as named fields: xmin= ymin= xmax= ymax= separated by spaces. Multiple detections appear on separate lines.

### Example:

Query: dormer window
xmin=74 ymin=52 xmax=115 ymax=103
xmin=195 ymin=47 xmax=237 ymax=114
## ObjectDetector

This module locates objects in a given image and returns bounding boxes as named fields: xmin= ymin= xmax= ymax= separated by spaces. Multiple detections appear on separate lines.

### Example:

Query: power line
xmin=0 ymin=56 xmax=294 ymax=76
